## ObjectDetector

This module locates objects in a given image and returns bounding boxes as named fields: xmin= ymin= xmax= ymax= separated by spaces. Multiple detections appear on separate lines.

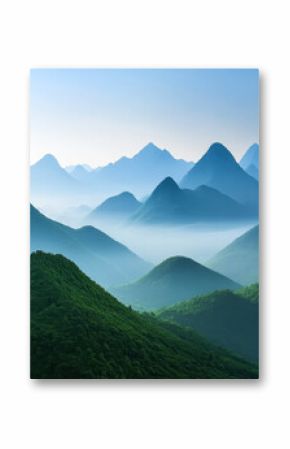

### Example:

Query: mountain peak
xmin=159 ymin=255 xmax=200 ymax=269
xmin=140 ymin=142 xmax=160 ymax=152
xmin=186 ymin=142 xmax=238 ymax=175
xmin=136 ymin=142 xmax=163 ymax=158
xmin=154 ymin=176 xmax=180 ymax=193
xmin=41 ymin=153 xmax=59 ymax=163
xmin=240 ymin=143 xmax=259 ymax=169
xmin=156 ymin=256 xmax=218 ymax=275
xmin=33 ymin=153 xmax=61 ymax=169
xmin=201 ymin=142 xmax=236 ymax=165
xmin=43 ymin=153 xmax=57 ymax=160
xmin=114 ymin=254 xmax=241 ymax=310
xmin=90 ymin=191 xmax=141 ymax=217
xmin=117 ymin=191 xmax=137 ymax=200
xmin=180 ymin=141 xmax=258 ymax=207
xmin=136 ymin=142 xmax=175 ymax=159
xmin=100 ymin=191 xmax=139 ymax=204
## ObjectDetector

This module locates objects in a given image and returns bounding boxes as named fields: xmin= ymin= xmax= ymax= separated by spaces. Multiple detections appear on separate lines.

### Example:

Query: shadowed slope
xmin=130 ymin=177 xmax=252 ymax=225
xmin=31 ymin=251 xmax=257 ymax=379
xmin=157 ymin=284 xmax=259 ymax=362
xmin=30 ymin=204 xmax=151 ymax=287
xmin=89 ymin=191 xmax=142 ymax=221
xmin=207 ymin=225 xmax=259 ymax=285
xmin=180 ymin=143 xmax=258 ymax=209
xmin=240 ymin=144 xmax=259 ymax=180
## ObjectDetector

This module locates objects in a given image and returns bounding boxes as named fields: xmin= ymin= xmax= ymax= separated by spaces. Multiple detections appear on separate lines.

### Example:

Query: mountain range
xmin=31 ymin=143 xmax=194 ymax=209
xmin=157 ymin=284 xmax=259 ymax=363
xmin=30 ymin=138 xmax=260 ymax=379
xmin=82 ymin=142 xmax=194 ymax=197
xmin=240 ymin=143 xmax=259 ymax=180
xmin=130 ymin=176 xmax=254 ymax=225
xmin=112 ymin=256 xmax=240 ymax=310
xmin=180 ymin=142 xmax=259 ymax=209
xmin=31 ymin=251 xmax=258 ymax=379
xmin=207 ymin=225 xmax=259 ymax=285
xmin=30 ymin=204 xmax=151 ymax=287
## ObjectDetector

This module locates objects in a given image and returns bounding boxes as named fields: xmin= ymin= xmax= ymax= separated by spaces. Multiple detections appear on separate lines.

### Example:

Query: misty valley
xmin=30 ymin=141 xmax=259 ymax=379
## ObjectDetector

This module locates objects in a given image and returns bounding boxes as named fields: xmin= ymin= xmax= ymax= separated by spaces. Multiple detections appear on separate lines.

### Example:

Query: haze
xmin=30 ymin=68 xmax=259 ymax=166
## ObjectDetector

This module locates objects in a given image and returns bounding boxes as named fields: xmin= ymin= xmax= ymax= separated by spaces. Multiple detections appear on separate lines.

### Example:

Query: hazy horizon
xmin=30 ymin=69 xmax=259 ymax=166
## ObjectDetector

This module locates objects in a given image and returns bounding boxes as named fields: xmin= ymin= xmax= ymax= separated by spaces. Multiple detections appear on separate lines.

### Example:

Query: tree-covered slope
xmin=31 ymin=251 xmax=257 ymax=379
xmin=112 ymin=256 xmax=240 ymax=310
xmin=157 ymin=284 xmax=259 ymax=362
xmin=207 ymin=225 xmax=259 ymax=285
xmin=30 ymin=204 xmax=151 ymax=287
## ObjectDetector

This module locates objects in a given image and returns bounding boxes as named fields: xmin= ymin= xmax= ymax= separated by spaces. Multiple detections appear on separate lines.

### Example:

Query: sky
xmin=30 ymin=69 xmax=259 ymax=167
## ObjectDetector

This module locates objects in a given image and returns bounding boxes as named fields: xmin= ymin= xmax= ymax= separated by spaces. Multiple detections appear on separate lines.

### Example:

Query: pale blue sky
xmin=30 ymin=69 xmax=259 ymax=166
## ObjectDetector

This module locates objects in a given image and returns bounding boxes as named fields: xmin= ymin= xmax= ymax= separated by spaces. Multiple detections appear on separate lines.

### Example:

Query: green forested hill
xmin=31 ymin=251 xmax=257 ymax=379
xmin=112 ymin=256 xmax=240 ymax=310
xmin=157 ymin=285 xmax=259 ymax=362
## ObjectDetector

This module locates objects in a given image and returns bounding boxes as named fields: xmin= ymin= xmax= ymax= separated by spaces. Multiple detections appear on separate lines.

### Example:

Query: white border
xmin=0 ymin=1 xmax=288 ymax=448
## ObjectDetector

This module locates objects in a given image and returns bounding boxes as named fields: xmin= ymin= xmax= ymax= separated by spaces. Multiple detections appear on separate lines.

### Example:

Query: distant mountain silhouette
xmin=31 ymin=144 xmax=194 ymax=205
xmin=89 ymin=192 xmax=142 ymax=221
xmin=67 ymin=164 xmax=93 ymax=182
xmin=180 ymin=142 xmax=258 ymax=208
xmin=112 ymin=256 xmax=240 ymax=310
xmin=31 ymin=154 xmax=78 ymax=192
xmin=31 ymin=251 xmax=257 ymax=379
xmin=207 ymin=225 xmax=259 ymax=285
xmin=240 ymin=143 xmax=259 ymax=180
xmin=30 ymin=204 xmax=151 ymax=287
xmin=157 ymin=284 xmax=259 ymax=362
xmin=30 ymin=154 xmax=81 ymax=209
xmin=85 ymin=142 xmax=194 ymax=197
xmin=130 ymin=176 xmax=253 ymax=225
xmin=240 ymin=143 xmax=259 ymax=169
xmin=65 ymin=163 xmax=93 ymax=173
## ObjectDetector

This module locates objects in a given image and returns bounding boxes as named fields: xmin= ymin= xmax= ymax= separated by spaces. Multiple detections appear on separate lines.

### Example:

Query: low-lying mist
xmin=37 ymin=202 xmax=256 ymax=265
xmin=83 ymin=217 xmax=256 ymax=265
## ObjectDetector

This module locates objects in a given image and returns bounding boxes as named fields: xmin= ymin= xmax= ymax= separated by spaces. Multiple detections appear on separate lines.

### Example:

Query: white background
xmin=0 ymin=1 xmax=288 ymax=448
